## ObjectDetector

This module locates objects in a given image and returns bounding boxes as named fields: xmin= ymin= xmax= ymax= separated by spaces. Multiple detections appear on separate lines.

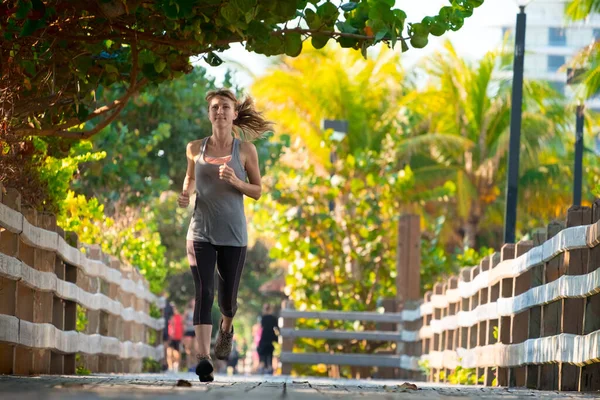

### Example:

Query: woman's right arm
xmin=182 ymin=142 xmax=196 ymax=195
xmin=177 ymin=142 xmax=196 ymax=207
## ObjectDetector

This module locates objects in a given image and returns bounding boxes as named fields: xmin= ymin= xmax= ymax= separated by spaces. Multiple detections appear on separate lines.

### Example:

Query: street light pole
xmin=573 ymin=104 xmax=584 ymax=206
xmin=503 ymin=5 xmax=527 ymax=244
xmin=567 ymin=68 xmax=587 ymax=207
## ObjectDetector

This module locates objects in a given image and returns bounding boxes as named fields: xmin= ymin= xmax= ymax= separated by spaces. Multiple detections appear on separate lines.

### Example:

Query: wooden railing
xmin=279 ymin=299 xmax=424 ymax=380
xmin=279 ymin=214 xmax=424 ymax=380
xmin=0 ymin=185 xmax=165 ymax=375
xmin=279 ymin=202 xmax=600 ymax=391
xmin=419 ymin=202 xmax=600 ymax=391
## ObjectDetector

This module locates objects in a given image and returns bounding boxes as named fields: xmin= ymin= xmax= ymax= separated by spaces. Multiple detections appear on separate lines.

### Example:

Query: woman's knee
xmin=219 ymin=301 xmax=237 ymax=318
xmin=186 ymin=240 xmax=197 ymax=266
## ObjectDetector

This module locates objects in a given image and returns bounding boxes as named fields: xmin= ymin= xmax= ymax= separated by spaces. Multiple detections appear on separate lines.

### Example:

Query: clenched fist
xmin=177 ymin=192 xmax=190 ymax=208
xmin=219 ymin=163 xmax=238 ymax=185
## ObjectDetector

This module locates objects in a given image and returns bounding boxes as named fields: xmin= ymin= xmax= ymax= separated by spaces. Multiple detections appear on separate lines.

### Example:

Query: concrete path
xmin=1 ymin=373 xmax=599 ymax=399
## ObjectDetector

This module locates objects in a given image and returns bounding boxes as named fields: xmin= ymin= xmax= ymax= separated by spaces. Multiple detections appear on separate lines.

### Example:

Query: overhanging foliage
xmin=1 ymin=0 xmax=485 ymax=139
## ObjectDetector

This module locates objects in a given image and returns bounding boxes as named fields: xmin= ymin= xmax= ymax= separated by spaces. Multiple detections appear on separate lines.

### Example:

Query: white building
xmin=500 ymin=0 xmax=600 ymax=109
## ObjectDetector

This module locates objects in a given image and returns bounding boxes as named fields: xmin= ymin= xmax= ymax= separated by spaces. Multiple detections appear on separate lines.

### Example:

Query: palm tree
xmin=566 ymin=1 xmax=600 ymax=97
xmin=409 ymin=41 xmax=569 ymax=248
xmin=250 ymin=42 xmax=413 ymax=168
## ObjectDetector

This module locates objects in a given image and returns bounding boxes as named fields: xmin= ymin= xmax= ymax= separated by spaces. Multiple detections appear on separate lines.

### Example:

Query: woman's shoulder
xmin=239 ymin=140 xmax=257 ymax=154
xmin=186 ymin=139 xmax=204 ymax=157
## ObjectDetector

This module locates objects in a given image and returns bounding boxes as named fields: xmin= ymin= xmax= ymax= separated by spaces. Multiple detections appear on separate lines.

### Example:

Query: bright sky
xmin=194 ymin=0 xmax=520 ymax=88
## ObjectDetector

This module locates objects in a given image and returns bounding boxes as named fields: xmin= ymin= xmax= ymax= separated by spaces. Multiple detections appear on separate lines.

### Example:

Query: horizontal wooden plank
xmin=0 ymin=314 xmax=163 ymax=360
xmin=425 ymin=224 xmax=594 ymax=310
xmin=400 ymin=307 xmax=422 ymax=321
xmin=0 ymin=253 xmax=164 ymax=330
xmin=428 ymin=330 xmax=600 ymax=370
xmin=428 ymin=267 xmax=600 ymax=334
xmin=0 ymin=203 xmax=164 ymax=309
xmin=279 ymin=328 xmax=402 ymax=341
xmin=280 ymin=352 xmax=420 ymax=371
xmin=21 ymin=217 xmax=58 ymax=252
xmin=280 ymin=309 xmax=404 ymax=323
xmin=0 ymin=202 xmax=23 ymax=234
xmin=58 ymin=237 xmax=164 ymax=309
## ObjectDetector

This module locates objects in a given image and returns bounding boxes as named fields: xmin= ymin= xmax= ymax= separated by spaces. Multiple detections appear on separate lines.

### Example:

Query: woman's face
xmin=208 ymin=96 xmax=238 ymax=127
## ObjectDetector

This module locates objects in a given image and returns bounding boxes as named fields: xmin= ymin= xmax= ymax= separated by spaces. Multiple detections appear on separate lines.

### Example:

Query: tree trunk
xmin=463 ymin=215 xmax=479 ymax=249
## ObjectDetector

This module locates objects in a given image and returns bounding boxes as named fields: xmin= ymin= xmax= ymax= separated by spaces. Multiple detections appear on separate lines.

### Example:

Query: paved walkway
xmin=1 ymin=373 xmax=598 ymax=399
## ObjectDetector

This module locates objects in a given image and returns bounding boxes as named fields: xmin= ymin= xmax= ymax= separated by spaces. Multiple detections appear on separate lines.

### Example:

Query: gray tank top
xmin=186 ymin=137 xmax=248 ymax=247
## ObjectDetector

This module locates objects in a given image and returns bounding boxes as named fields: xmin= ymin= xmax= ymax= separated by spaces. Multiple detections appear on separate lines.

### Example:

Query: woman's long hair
xmin=206 ymin=89 xmax=274 ymax=141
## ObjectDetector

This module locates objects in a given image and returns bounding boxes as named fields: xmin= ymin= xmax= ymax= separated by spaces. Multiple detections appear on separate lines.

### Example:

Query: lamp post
xmin=503 ymin=1 xmax=530 ymax=244
xmin=322 ymin=119 xmax=348 ymax=213
xmin=567 ymin=68 xmax=586 ymax=206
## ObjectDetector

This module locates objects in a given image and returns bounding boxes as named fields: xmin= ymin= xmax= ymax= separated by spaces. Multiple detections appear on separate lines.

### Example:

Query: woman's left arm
xmin=219 ymin=142 xmax=262 ymax=200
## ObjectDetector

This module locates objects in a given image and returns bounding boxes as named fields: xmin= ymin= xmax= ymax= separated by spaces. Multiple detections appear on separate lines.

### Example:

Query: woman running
xmin=177 ymin=88 xmax=273 ymax=382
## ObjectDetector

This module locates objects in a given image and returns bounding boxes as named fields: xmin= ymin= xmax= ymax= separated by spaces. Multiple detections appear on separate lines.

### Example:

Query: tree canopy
xmin=2 ymin=0 xmax=485 ymax=139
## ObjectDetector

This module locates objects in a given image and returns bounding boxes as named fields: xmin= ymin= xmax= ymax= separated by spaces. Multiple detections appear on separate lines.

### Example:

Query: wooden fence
xmin=279 ymin=214 xmax=423 ymax=380
xmin=279 ymin=299 xmax=423 ymax=380
xmin=0 ymin=185 xmax=165 ymax=375
xmin=420 ymin=202 xmax=600 ymax=391
xmin=278 ymin=202 xmax=600 ymax=391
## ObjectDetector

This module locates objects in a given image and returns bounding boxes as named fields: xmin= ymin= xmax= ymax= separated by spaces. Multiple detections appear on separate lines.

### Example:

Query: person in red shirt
xmin=167 ymin=305 xmax=184 ymax=373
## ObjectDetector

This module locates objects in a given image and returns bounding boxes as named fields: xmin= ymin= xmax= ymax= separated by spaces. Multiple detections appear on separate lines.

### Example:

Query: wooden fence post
xmin=457 ymin=268 xmax=471 ymax=353
xmin=538 ymin=220 xmax=564 ymax=390
xmin=558 ymin=206 xmax=590 ymax=390
xmin=280 ymin=299 xmax=295 ymax=375
xmin=50 ymin=226 xmax=66 ymax=375
xmin=63 ymin=231 xmax=79 ymax=375
xmin=445 ymin=277 xmax=459 ymax=382
xmin=377 ymin=298 xmax=399 ymax=379
xmin=508 ymin=240 xmax=533 ymax=387
xmin=31 ymin=212 xmax=56 ymax=375
xmin=396 ymin=215 xmax=421 ymax=305
xmin=439 ymin=281 xmax=450 ymax=383
xmin=404 ymin=299 xmax=423 ymax=381
xmin=476 ymin=256 xmax=491 ymax=383
xmin=15 ymin=206 xmax=36 ymax=375
xmin=525 ymin=227 xmax=546 ymax=389
xmin=484 ymin=252 xmax=502 ymax=386
xmin=430 ymin=282 xmax=444 ymax=382
xmin=580 ymin=198 xmax=600 ymax=391
xmin=422 ymin=290 xmax=432 ymax=382
xmin=467 ymin=264 xmax=479 ymax=378
xmin=0 ymin=186 xmax=20 ymax=374
xmin=496 ymin=244 xmax=514 ymax=387
xmin=395 ymin=214 xmax=421 ymax=379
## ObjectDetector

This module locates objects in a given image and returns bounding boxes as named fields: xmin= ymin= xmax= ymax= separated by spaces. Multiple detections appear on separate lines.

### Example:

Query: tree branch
xmin=14 ymin=77 xmax=148 ymax=139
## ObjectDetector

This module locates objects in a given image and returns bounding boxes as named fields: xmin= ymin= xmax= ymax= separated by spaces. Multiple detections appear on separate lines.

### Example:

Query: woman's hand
xmin=219 ymin=163 xmax=239 ymax=185
xmin=177 ymin=192 xmax=190 ymax=208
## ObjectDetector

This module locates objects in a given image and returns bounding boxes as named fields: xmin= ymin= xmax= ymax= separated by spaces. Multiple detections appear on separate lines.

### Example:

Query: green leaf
xmin=305 ymin=9 xmax=321 ymax=29
xmin=430 ymin=21 xmax=447 ymax=37
xmin=340 ymin=2 xmax=358 ymax=12
xmin=154 ymin=58 xmax=167 ymax=73
xmin=375 ymin=29 xmax=387 ymax=42
xmin=317 ymin=1 xmax=339 ymax=24
xmin=19 ymin=19 xmax=44 ymax=37
xmin=311 ymin=34 xmax=329 ymax=49
xmin=284 ymin=32 xmax=302 ymax=57
xmin=336 ymin=21 xmax=359 ymax=34
xmin=338 ymin=36 xmax=358 ymax=48
xmin=16 ymin=0 xmax=33 ymax=19
xmin=220 ymin=4 xmax=239 ymax=24
xmin=104 ymin=64 xmax=119 ymax=75
xmin=400 ymin=38 xmax=409 ymax=52
xmin=160 ymin=2 xmax=179 ymax=19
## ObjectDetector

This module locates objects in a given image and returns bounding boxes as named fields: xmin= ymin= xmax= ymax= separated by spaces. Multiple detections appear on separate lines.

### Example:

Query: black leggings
xmin=259 ymin=351 xmax=273 ymax=370
xmin=186 ymin=240 xmax=247 ymax=325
